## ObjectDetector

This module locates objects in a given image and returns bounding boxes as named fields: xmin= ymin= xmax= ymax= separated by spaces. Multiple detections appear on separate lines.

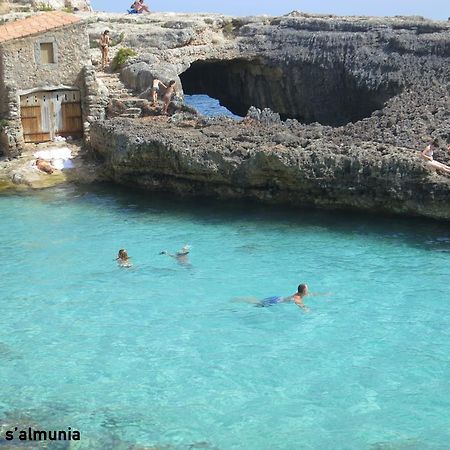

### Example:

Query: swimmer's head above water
xmin=297 ymin=284 xmax=308 ymax=296
xmin=117 ymin=249 xmax=129 ymax=261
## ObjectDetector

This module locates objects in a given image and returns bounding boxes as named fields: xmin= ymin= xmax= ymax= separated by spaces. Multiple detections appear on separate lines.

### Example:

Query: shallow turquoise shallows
xmin=1 ymin=185 xmax=449 ymax=450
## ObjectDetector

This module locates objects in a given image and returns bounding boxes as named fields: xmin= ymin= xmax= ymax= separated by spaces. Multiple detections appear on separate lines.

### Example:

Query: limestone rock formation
xmin=86 ymin=12 xmax=449 ymax=219
xmin=86 ymin=12 xmax=449 ymax=147
xmin=90 ymin=115 xmax=450 ymax=220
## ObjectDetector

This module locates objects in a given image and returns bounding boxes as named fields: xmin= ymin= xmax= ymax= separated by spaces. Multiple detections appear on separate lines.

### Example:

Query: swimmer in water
xmin=116 ymin=249 xmax=132 ymax=267
xmin=160 ymin=245 xmax=191 ymax=266
xmin=235 ymin=283 xmax=316 ymax=312
xmin=257 ymin=284 xmax=310 ymax=311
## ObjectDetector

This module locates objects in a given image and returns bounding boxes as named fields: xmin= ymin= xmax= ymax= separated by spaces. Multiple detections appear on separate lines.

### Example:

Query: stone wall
xmin=81 ymin=64 xmax=108 ymax=142
xmin=1 ymin=22 xmax=90 ymax=92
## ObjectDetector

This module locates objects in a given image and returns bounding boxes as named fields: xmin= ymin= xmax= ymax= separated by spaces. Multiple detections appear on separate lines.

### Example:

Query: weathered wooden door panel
xmin=55 ymin=90 xmax=82 ymax=138
xmin=60 ymin=102 xmax=83 ymax=138
xmin=20 ymin=95 xmax=50 ymax=143
xmin=20 ymin=90 xmax=83 ymax=143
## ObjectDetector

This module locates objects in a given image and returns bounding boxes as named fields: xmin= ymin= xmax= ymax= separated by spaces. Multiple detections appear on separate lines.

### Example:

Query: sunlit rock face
xmin=89 ymin=12 xmax=449 ymax=139
xmin=90 ymin=116 xmax=450 ymax=221
xmin=86 ymin=12 xmax=449 ymax=220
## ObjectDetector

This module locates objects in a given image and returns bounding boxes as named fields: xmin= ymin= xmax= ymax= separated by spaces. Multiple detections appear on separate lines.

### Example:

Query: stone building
xmin=0 ymin=11 xmax=102 ymax=155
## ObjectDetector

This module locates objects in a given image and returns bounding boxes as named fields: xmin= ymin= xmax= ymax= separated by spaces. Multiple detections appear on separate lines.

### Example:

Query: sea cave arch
xmin=180 ymin=58 xmax=401 ymax=126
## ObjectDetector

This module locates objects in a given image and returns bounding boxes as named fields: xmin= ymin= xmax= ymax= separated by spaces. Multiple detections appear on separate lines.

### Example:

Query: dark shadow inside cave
xmin=180 ymin=58 xmax=401 ymax=126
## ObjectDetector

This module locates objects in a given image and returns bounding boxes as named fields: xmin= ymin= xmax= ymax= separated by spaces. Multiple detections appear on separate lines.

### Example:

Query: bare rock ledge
xmin=90 ymin=116 xmax=450 ymax=220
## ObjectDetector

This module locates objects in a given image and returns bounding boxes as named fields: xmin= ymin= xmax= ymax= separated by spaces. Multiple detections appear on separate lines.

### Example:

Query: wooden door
xmin=20 ymin=93 xmax=51 ymax=143
xmin=20 ymin=90 xmax=83 ymax=143
xmin=57 ymin=91 xmax=83 ymax=139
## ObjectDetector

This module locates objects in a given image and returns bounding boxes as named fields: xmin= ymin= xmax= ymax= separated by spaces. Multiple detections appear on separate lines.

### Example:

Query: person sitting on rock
xmin=35 ymin=158 xmax=54 ymax=174
xmin=151 ymin=79 xmax=167 ymax=106
xmin=421 ymin=139 xmax=450 ymax=174
xmin=161 ymin=80 xmax=177 ymax=115
xmin=130 ymin=0 xmax=150 ymax=13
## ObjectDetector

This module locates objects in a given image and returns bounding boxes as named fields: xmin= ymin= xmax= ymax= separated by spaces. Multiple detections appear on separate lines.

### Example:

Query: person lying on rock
xmin=161 ymin=80 xmax=177 ymax=115
xmin=421 ymin=139 xmax=450 ymax=174
xmin=35 ymin=158 xmax=54 ymax=174
xmin=151 ymin=78 xmax=167 ymax=106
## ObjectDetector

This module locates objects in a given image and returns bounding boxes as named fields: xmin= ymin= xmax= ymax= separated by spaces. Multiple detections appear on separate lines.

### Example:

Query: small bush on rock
xmin=37 ymin=3 xmax=54 ymax=11
xmin=111 ymin=48 xmax=137 ymax=71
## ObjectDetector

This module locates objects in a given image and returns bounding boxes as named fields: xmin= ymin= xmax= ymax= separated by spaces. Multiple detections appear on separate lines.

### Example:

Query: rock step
xmin=125 ymin=107 xmax=142 ymax=114
xmin=118 ymin=92 xmax=136 ymax=99
xmin=120 ymin=98 xmax=148 ymax=107
xmin=119 ymin=113 xmax=140 ymax=118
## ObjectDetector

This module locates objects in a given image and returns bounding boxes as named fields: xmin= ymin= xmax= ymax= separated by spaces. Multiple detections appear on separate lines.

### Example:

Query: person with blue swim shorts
xmin=257 ymin=296 xmax=285 ymax=307
xmin=235 ymin=284 xmax=311 ymax=312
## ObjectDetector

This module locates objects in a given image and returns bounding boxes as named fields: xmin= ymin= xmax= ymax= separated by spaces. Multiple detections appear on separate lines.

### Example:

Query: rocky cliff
xmin=87 ymin=12 xmax=449 ymax=220
xmin=90 ymin=113 xmax=450 ymax=220
xmin=86 ymin=11 xmax=449 ymax=145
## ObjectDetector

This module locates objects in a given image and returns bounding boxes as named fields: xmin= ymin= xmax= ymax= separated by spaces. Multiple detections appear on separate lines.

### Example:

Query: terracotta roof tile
xmin=0 ymin=11 xmax=81 ymax=43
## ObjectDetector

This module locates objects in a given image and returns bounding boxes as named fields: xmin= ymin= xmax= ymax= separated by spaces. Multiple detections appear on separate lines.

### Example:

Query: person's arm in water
xmin=293 ymin=295 xmax=309 ymax=312
xmin=160 ymin=250 xmax=176 ymax=258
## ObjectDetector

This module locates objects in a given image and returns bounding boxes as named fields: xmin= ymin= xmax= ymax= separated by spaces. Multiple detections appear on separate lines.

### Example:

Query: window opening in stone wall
xmin=40 ymin=43 xmax=55 ymax=64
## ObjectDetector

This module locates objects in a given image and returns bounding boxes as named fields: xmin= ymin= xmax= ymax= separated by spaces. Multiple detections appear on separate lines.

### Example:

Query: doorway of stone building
xmin=20 ymin=90 xmax=83 ymax=143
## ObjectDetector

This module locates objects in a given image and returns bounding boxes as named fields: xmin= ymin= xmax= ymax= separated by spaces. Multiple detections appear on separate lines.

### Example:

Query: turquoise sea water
xmin=184 ymin=94 xmax=241 ymax=119
xmin=1 ymin=184 xmax=449 ymax=450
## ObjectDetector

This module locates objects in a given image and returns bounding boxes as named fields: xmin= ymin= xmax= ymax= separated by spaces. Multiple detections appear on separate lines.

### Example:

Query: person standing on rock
xmin=99 ymin=30 xmax=111 ymax=70
xmin=151 ymin=79 xmax=167 ymax=106
xmin=161 ymin=80 xmax=177 ymax=115
xmin=421 ymin=139 xmax=450 ymax=174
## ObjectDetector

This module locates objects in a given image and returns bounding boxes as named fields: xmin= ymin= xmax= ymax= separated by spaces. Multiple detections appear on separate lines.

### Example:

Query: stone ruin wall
xmin=2 ymin=22 xmax=90 ymax=91
xmin=0 ymin=21 xmax=106 ymax=155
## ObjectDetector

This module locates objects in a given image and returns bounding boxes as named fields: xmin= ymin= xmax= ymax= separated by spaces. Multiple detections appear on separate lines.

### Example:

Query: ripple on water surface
xmin=0 ymin=185 xmax=449 ymax=450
